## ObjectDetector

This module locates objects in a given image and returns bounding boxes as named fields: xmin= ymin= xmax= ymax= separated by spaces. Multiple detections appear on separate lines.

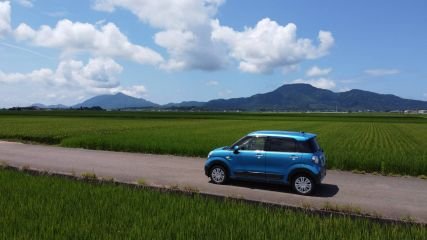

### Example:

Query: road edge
xmin=1 ymin=163 xmax=425 ymax=227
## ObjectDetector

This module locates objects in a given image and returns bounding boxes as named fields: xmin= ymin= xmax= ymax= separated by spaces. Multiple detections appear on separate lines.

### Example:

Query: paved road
xmin=1 ymin=141 xmax=426 ymax=223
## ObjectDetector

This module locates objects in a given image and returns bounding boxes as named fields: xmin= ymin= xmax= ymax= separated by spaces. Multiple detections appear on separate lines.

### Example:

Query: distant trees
xmin=6 ymin=106 xmax=105 ymax=111
xmin=78 ymin=106 xmax=105 ymax=111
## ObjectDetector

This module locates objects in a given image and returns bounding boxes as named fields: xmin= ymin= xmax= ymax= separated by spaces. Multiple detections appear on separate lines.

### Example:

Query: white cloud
xmin=95 ymin=19 xmax=106 ymax=26
xmin=93 ymin=0 xmax=224 ymax=30
xmin=154 ymin=27 xmax=227 ymax=71
xmin=93 ymin=1 xmax=334 ymax=73
xmin=218 ymin=89 xmax=232 ymax=98
xmin=14 ymin=19 xmax=164 ymax=66
xmin=116 ymin=85 xmax=147 ymax=98
xmin=212 ymin=18 xmax=334 ymax=73
xmin=282 ymin=64 xmax=299 ymax=74
xmin=206 ymin=80 xmax=219 ymax=86
xmin=0 ymin=57 xmax=123 ymax=89
xmin=13 ymin=22 xmax=34 ymax=39
xmin=338 ymin=87 xmax=351 ymax=92
xmin=306 ymin=66 xmax=332 ymax=77
xmin=93 ymin=0 xmax=227 ymax=71
xmin=292 ymin=78 xmax=336 ymax=90
xmin=0 ymin=1 xmax=11 ymax=37
xmin=364 ymin=68 xmax=400 ymax=76
xmin=16 ymin=0 xmax=33 ymax=8
xmin=0 ymin=68 xmax=52 ymax=84
xmin=0 ymin=57 xmax=152 ymax=106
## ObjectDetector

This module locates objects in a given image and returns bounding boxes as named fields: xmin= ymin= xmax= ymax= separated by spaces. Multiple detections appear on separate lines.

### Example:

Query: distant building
xmin=418 ymin=110 xmax=427 ymax=114
xmin=404 ymin=110 xmax=419 ymax=114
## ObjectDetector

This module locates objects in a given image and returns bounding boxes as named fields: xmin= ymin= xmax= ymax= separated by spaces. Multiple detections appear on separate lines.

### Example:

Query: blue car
xmin=204 ymin=131 xmax=326 ymax=195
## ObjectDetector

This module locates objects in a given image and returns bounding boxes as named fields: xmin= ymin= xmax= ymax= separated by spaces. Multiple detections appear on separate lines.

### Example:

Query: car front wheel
xmin=209 ymin=165 xmax=228 ymax=184
xmin=292 ymin=174 xmax=315 ymax=195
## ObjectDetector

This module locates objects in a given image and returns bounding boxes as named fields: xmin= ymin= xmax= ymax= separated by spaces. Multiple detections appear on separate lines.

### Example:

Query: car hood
xmin=208 ymin=146 xmax=230 ymax=157
xmin=212 ymin=146 xmax=229 ymax=151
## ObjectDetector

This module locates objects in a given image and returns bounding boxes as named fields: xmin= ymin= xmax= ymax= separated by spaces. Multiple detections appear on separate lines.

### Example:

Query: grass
xmin=351 ymin=169 xmax=367 ymax=175
xmin=0 ymin=111 xmax=426 ymax=176
xmin=322 ymin=202 xmax=363 ymax=215
xmin=0 ymin=161 xmax=7 ymax=169
xmin=0 ymin=168 xmax=426 ymax=239
xmin=136 ymin=178 xmax=147 ymax=186
xmin=81 ymin=172 xmax=97 ymax=180
xmin=181 ymin=185 xmax=200 ymax=193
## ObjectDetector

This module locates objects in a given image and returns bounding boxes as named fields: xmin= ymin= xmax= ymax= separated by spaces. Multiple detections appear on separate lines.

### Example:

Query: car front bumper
xmin=204 ymin=165 xmax=209 ymax=176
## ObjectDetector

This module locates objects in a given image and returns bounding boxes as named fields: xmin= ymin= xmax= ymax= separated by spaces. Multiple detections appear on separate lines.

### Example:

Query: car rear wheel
xmin=209 ymin=165 xmax=228 ymax=184
xmin=292 ymin=174 xmax=315 ymax=195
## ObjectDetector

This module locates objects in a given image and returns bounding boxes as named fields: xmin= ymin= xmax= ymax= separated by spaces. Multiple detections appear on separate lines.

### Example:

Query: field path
xmin=1 ymin=140 xmax=427 ymax=223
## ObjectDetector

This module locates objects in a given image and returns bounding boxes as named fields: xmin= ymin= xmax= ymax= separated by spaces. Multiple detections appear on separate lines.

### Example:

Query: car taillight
xmin=311 ymin=155 xmax=319 ymax=164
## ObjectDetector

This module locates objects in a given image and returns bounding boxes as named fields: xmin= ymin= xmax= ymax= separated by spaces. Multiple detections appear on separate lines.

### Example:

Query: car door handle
xmin=290 ymin=155 xmax=299 ymax=160
xmin=255 ymin=153 xmax=263 ymax=158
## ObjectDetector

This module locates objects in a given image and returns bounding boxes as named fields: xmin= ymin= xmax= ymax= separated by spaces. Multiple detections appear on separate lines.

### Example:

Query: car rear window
xmin=297 ymin=138 xmax=320 ymax=153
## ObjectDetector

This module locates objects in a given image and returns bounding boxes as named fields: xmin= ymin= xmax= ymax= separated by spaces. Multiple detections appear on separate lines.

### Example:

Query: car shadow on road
xmin=219 ymin=180 xmax=339 ymax=197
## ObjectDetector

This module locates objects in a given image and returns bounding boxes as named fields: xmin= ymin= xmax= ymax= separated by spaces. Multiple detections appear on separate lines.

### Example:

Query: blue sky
xmin=0 ymin=0 xmax=426 ymax=107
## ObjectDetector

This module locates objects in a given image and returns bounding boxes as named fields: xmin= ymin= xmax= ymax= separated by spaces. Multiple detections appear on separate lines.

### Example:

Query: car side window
xmin=267 ymin=137 xmax=296 ymax=152
xmin=239 ymin=137 xmax=266 ymax=151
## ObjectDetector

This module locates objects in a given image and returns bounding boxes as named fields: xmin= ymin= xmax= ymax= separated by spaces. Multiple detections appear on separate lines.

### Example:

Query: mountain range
xmin=32 ymin=103 xmax=69 ymax=109
xmin=72 ymin=92 xmax=158 ymax=109
xmin=32 ymin=84 xmax=427 ymax=111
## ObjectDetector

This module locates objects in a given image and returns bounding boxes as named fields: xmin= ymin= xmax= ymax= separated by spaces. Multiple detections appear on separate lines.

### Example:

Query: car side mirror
xmin=233 ymin=145 xmax=239 ymax=153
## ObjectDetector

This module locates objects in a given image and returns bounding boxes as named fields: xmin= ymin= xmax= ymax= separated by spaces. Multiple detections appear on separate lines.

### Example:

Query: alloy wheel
xmin=294 ymin=176 xmax=312 ymax=194
xmin=211 ymin=167 xmax=225 ymax=184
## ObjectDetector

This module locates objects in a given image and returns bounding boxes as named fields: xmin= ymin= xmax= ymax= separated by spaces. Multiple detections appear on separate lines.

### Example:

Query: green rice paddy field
xmin=0 ymin=111 xmax=426 ymax=176
xmin=0 ymin=168 xmax=426 ymax=239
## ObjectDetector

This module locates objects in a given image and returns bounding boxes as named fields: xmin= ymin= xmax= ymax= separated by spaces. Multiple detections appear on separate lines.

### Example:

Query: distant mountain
xmin=31 ymin=103 xmax=69 ymax=109
xmin=204 ymin=84 xmax=427 ymax=111
xmin=73 ymin=93 xmax=158 ymax=110
xmin=31 ymin=84 xmax=427 ymax=112
xmin=337 ymin=89 xmax=427 ymax=111
xmin=31 ymin=103 xmax=47 ymax=108
xmin=162 ymin=101 xmax=205 ymax=108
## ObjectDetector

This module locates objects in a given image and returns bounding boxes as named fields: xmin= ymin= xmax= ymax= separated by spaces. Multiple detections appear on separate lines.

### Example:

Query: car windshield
xmin=232 ymin=136 xmax=266 ymax=151
xmin=231 ymin=136 xmax=249 ymax=149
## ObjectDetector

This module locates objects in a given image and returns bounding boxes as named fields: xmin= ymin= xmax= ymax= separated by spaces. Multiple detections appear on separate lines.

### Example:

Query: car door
xmin=265 ymin=137 xmax=300 ymax=182
xmin=232 ymin=136 xmax=266 ymax=180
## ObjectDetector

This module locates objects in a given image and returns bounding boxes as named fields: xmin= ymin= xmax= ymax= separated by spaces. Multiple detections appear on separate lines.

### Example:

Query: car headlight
xmin=208 ymin=151 xmax=213 ymax=158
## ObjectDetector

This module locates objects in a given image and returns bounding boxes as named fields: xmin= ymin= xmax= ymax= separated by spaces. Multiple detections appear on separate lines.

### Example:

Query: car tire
xmin=292 ymin=174 xmax=315 ymax=195
xmin=209 ymin=165 xmax=228 ymax=184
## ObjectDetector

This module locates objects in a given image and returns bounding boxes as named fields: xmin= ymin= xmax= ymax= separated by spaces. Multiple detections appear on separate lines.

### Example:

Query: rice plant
xmin=0 ymin=111 xmax=426 ymax=176
xmin=0 ymin=169 xmax=426 ymax=239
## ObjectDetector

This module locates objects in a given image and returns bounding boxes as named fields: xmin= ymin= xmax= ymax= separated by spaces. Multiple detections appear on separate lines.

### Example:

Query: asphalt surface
xmin=1 ymin=140 xmax=426 ymax=223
